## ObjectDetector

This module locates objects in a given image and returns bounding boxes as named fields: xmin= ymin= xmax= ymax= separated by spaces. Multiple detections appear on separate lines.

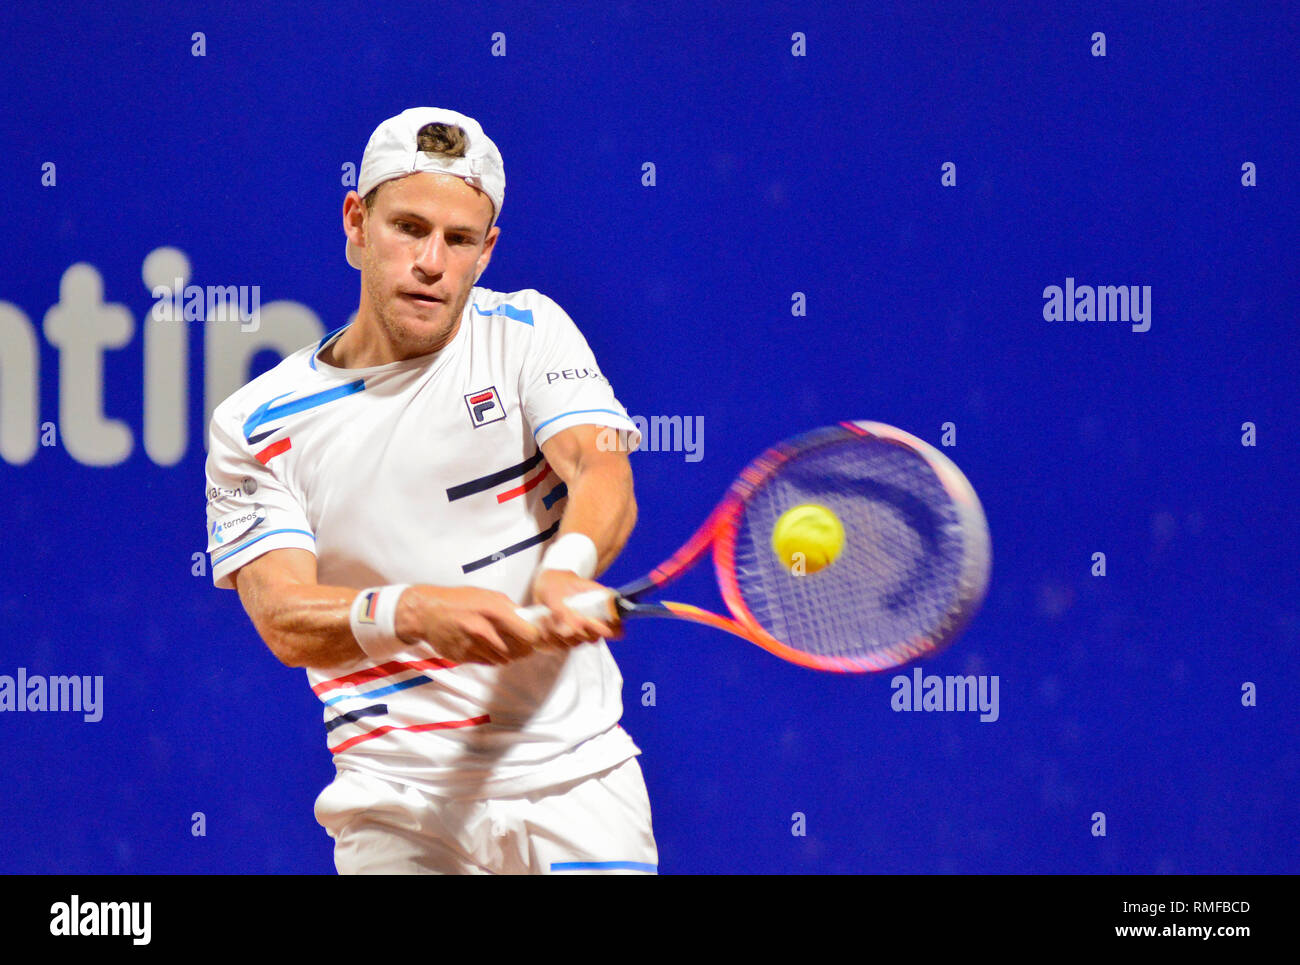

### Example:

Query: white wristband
xmin=539 ymin=533 xmax=598 ymax=580
xmin=350 ymin=584 xmax=412 ymax=662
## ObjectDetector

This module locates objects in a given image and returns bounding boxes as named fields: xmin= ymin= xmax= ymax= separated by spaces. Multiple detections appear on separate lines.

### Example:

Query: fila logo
xmin=464 ymin=386 xmax=506 ymax=428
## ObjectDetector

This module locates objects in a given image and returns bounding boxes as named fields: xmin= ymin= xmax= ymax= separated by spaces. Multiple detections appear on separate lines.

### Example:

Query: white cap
xmin=346 ymin=107 xmax=505 ymax=269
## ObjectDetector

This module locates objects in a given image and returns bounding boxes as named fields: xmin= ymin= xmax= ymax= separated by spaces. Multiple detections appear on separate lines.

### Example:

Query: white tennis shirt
xmin=204 ymin=287 xmax=644 ymax=799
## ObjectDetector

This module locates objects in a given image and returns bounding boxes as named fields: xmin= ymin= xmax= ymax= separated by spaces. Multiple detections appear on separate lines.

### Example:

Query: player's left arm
xmin=531 ymin=423 xmax=636 ymax=641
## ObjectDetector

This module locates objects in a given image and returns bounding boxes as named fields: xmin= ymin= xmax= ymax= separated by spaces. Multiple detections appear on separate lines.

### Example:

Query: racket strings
xmin=729 ymin=438 xmax=968 ymax=666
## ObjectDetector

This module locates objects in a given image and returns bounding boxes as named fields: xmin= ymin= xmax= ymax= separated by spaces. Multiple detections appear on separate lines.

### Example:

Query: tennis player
xmin=203 ymin=107 xmax=657 ymax=874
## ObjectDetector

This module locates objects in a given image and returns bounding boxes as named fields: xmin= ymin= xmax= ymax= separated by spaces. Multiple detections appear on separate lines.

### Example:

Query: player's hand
xmin=395 ymin=585 xmax=548 ymax=666
xmin=529 ymin=568 xmax=621 ymax=648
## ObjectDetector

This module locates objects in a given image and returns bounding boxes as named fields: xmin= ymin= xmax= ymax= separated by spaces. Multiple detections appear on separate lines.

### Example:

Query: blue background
xmin=1 ymin=0 xmax=1296 ymax=874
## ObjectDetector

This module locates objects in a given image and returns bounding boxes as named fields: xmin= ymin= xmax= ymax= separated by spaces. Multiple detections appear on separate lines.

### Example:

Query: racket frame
xmin=609 ymin=420 xmax=991 ymax=672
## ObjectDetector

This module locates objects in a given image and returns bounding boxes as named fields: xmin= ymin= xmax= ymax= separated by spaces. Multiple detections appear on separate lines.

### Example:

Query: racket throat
xmin=617 ymin=599 xmax=673 ymax=620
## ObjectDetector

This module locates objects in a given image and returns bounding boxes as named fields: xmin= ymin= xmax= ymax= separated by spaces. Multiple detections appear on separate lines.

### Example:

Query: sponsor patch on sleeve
xmin=210 ymin=505 xmax=266 ymax=547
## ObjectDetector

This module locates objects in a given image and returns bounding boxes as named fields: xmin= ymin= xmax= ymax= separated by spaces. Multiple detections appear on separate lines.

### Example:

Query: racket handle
xmin=516 ymin=587 xmax=621 ymax=626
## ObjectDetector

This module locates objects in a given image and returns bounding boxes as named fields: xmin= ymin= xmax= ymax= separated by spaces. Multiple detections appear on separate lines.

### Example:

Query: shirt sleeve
xmin=519 ymin=295 xmax=642 ymax=451
xmin=204 ymin=413 xmax=317 ymax=590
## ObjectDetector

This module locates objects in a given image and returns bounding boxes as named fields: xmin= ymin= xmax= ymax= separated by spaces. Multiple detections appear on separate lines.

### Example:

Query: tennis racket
xmin=517 ymin=421 xmax=991 ymax=673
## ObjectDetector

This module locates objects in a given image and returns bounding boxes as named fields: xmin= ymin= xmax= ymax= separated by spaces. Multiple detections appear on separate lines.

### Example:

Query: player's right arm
xmin=207 ymin=397 xmax=580 ymax=671
xmin=229 ymin=548 xmax=561 ymax=669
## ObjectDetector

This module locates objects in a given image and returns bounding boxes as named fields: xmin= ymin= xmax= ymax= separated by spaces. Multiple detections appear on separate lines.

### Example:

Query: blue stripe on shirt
xmin=532 ymin=409 xmax=629 ymax=437
xmin=550 ymin=861 xmax=657 ymax=873
xmin=212 ymin=528 xmax=315 ymax=566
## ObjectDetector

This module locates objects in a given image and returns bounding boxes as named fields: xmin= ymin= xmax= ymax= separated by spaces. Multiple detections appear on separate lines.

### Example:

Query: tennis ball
xmin=771 ymin=503 xmax=845 ymax=574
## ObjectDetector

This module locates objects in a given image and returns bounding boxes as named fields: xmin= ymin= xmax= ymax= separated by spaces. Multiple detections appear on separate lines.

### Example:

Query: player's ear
xmin=475 ymin=225 xmax=500 ymax=280
xmin=343 ymin=191 xmax=366 ymax=245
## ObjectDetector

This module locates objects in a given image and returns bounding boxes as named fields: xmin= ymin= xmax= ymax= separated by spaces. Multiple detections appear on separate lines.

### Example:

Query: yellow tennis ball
xmin=771 ymin=503 xmax=845 ymax=574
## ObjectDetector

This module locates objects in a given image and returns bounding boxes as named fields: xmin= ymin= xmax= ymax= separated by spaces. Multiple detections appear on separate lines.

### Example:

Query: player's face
xmin=352 ymin=172 xmax=499 ymax=357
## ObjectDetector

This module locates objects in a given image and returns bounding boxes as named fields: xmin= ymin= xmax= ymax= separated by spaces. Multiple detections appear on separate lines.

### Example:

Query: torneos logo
xmin=210 ymin=507 xmax=265 ymax=545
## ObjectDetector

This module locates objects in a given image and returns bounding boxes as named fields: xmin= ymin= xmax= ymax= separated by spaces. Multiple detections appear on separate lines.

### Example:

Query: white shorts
xmin=314 ymin=757 xmax=658 ymax=875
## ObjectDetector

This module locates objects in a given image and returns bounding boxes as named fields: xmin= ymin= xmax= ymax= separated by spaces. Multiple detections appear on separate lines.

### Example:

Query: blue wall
xmin=2 ymin=0 xmax=1296 ymax=873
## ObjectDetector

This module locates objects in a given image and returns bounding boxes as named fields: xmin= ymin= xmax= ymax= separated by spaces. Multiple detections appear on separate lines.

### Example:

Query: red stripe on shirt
xmin=313 ymin=658 xmax=459 ymax=696
xmin=255 ymin=438 xmax=292 ymax=464
xmin=497 ymin=464 xmax=551 ymax=503
xmin=329 ymin=714 xmax=491 ymax=754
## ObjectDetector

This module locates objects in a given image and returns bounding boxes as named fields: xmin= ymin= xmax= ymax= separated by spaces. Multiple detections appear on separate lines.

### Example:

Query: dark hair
xmin=362 ymin=123 xmax=470 ymax=211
